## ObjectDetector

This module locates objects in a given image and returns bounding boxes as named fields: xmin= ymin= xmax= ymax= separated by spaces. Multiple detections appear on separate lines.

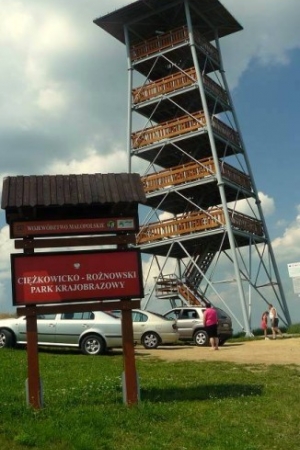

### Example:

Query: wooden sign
xmin=11 ymin=249 xmax=143 ymax=306
xmin=11 ymin=217 xmax=137 ymax=238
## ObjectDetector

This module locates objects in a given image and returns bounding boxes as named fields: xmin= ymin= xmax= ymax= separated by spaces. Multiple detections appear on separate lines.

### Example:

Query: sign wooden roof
xmin=1 ymin=173 xmax=147 ymax=222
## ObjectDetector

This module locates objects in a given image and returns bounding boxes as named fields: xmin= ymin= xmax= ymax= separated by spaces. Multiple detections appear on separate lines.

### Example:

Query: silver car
xmin=110 ymin=309 xmax=179 ymax=349
xmin=0 ymin=311 xmax=123 ymax=356
xmin=163 ymin=306 xmax=233 ymax=346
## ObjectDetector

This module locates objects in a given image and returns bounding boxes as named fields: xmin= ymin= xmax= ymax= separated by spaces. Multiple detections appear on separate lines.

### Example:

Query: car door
xmin=36 ymin=314 xmax=57 ymax=343
xmin=165 ymin=308 xmax=202 ymax=340
xmin=131 ymin=311 xmax=148 ymax=342
xmin=164 ymin=309 xmax=185 ymax=337
xmin=176 ymin=309 xmax=199 ymax=339
xmin=11 ymin=315 xmax=57 ymax=344
xmin=13 ymin=317 xmax=27 ymax=342
xmin=55 ymin=312 xmax=95 ymax=345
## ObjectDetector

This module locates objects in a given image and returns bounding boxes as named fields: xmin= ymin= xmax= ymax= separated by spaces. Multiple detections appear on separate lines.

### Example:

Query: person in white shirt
xmin=268 ymin=304 xmax=283 ymax=339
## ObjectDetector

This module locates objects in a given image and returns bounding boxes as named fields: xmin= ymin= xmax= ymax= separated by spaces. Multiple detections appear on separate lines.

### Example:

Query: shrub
xmin=287 ymin=322 xmax=300 ymax=334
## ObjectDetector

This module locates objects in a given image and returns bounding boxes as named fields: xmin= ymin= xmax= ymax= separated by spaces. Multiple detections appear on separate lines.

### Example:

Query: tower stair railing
xmin=155 ymin=274 xmax=208 ymax=306
xmin=132 ymin=67 xmax=228 ymax=105
xmin=141 ymin=157 xmax=251 ymax=193
xmin=131 ymin=111 xmax=240 ymax=149
xmin=183 ymin=250 xmax=216 ymax=288
xmin=130 ymin=26 xmax=220 ymax=66
xmin=136 ymin=208 xmax=263 ymax=245
xmin=177 ymin=282 xmax=208 ymax=306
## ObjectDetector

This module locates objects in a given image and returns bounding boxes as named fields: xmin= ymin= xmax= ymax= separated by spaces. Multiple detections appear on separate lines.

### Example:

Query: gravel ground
xmin=135 ymin=336 xmax=300 ymax=365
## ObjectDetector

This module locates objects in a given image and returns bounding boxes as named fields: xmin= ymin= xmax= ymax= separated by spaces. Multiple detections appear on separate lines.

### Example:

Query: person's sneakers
xmin=265 ymin=337 xmax=269 ymax=340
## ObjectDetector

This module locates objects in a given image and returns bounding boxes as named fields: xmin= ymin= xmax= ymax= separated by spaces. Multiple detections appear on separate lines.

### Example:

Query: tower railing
xmin=141 ymin=157 xmax=251 ymax=193
xmin=130 ymin=26 xmax=220 ymax=65
xmin=137 ymin=208 xmax=263 ymax=245
xmin=154 ymin=274 xmax=207 ymax=306
xmin=177 ymin=282 xmax=205 ymax=306
xmin=131 ymin=111 xmax=240 ymax=149
xmin=132 ymin=67 xmax=228 ymax=105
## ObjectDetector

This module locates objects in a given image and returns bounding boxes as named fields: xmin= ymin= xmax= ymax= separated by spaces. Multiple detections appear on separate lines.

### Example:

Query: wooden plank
xmin=117 ymin=173 xmax=131 ymax=203
xmin=50 ymin=176 xmax=57 ymax=205
xmin=29 ymin=176 xmax=37 ymax=207
xmin=69 ymin=174 xmax=78 ymax=205
xmin=23 ymin=176 xmax=31 ymax=206
xmin=8 ymin=177 xmax=16 ymax=208
xmin=14 ymin=234 xmax=136 ymax=249
xmin=17 ymin=299 xmax=141 ymax=316
xmin=16 ymin=176 xmax=24 ymax=208
xmin=82 ymin=174 xmax=92 ymax=204
xmin=89 ymin=174 xmax=99 ymax=203
xmin=102 ymin=175 xmax=111 ymax=202
xmin=76 ymin=175 xmax=84 ymax=204
xmin=95 ymin=173 xmax=107 ymax=203
xmin=56 ymin=175 xmax=64 ymax=206
xmin=108 ymin=174 xmax=120 ymax=203
xmin=130 ymin=173 xmax=145 ymax=202
xmin=1 ymin=177 xmax=9 ymax=209
xmin=36 ymin=176 xmax=44 ymax=206
xmin=42 ymin=175 xmax=51 ymax=206
xmin=63 ymin=175 xmax=71 ymax=205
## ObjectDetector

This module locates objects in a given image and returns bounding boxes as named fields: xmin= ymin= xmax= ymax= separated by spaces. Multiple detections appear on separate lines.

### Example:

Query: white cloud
xmin=0 ymin=226 xmax=13 ymax=271
xmin=0 ymin=3 xmax=34 ymax=44
xmin=227 ymin=191 xmax=275 ymax=218
xmin=272 ymin=208 xmax=300 ymax=261
xmin=33 ymin=14 xmax=81 ymax=54
xmin=222 ymin=0 xmax=300 ymax=87
xmin=36 ymin=84 xmax=68 ymax=114
xmin=47 ymin=147 xmax=128 ymax=175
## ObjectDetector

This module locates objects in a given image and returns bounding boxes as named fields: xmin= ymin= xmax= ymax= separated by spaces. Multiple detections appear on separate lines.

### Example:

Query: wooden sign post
xmin=1 ymin=173 xmax=147 ymax=409
xmin=25 ymin=308 xmax=42 ymax=409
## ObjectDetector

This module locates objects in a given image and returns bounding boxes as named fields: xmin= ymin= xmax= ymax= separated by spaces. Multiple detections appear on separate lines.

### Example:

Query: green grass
xmin=232 ymin=322 xmax=300 ymax=339
xmin=0 ymin=346 xmax=299 ymax=450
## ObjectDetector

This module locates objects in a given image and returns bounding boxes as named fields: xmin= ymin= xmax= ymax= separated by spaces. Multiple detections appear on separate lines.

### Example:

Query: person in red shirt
xmin=261 ymin=311 xmax=269 ymax=339
xmin=203 ymin=303 xmax=219 ymax=350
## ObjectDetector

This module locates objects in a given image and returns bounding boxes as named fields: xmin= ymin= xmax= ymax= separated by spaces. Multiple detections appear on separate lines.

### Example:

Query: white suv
xmin=163 ymin=306 xmax=233 ymax=346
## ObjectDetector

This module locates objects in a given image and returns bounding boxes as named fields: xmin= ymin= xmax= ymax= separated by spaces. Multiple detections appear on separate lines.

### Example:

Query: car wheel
xmin=194 ymin=329 xmax=209 ymax=347
xmin=0 ymin=329 xmax=15 ymax=349
xmin=80 ymin=334 xmax=106 ymax=355
xmin=142 ymin=331 xmax=160 ymax=349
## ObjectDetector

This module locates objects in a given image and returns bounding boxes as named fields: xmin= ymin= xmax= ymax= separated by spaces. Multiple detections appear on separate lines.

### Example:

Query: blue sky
xmin=0 ymin=0 xmax=299 ymax=329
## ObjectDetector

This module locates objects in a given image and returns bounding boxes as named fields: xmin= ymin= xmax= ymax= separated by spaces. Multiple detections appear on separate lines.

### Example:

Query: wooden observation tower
xmin=94 ymin=0 xmax=291 ymax=334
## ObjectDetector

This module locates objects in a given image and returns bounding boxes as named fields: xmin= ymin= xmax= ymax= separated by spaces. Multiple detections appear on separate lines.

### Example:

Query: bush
xmin=251 ymin=327 xmax=287 ymax=336
xmin=287 ymin=323 xmax=300 ymax=334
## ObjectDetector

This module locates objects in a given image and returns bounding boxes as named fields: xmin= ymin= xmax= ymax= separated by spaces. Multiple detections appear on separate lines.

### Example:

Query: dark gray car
xmin=163 ymin=306 xmax=233 ymax=346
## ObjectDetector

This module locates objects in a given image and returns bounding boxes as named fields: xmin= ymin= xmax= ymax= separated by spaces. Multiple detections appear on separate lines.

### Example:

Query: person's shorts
xmin=206 ymin=324 xmax=218 ymax=338
xmin=272 ymin=318 xmax=279 ymax=327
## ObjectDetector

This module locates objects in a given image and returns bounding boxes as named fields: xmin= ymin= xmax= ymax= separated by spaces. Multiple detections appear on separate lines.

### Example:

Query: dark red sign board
xmin=11 ymin=217 xmax=136 ymax=238
xmin=11 ymin=249 xmax=143 ymax=306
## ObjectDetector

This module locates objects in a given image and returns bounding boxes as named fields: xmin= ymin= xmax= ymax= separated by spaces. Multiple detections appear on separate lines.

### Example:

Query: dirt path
xmin=135 ymin=337 xmax=300 ymax=365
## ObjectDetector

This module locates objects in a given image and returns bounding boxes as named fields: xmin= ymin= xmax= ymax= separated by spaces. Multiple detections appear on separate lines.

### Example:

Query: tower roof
xmin=94 ymin=0 xmax=242 ymax=44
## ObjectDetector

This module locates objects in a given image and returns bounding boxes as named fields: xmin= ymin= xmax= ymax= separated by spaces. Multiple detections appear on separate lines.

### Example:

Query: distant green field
xmin=0 ymin=346 xmax=299 ymax=450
